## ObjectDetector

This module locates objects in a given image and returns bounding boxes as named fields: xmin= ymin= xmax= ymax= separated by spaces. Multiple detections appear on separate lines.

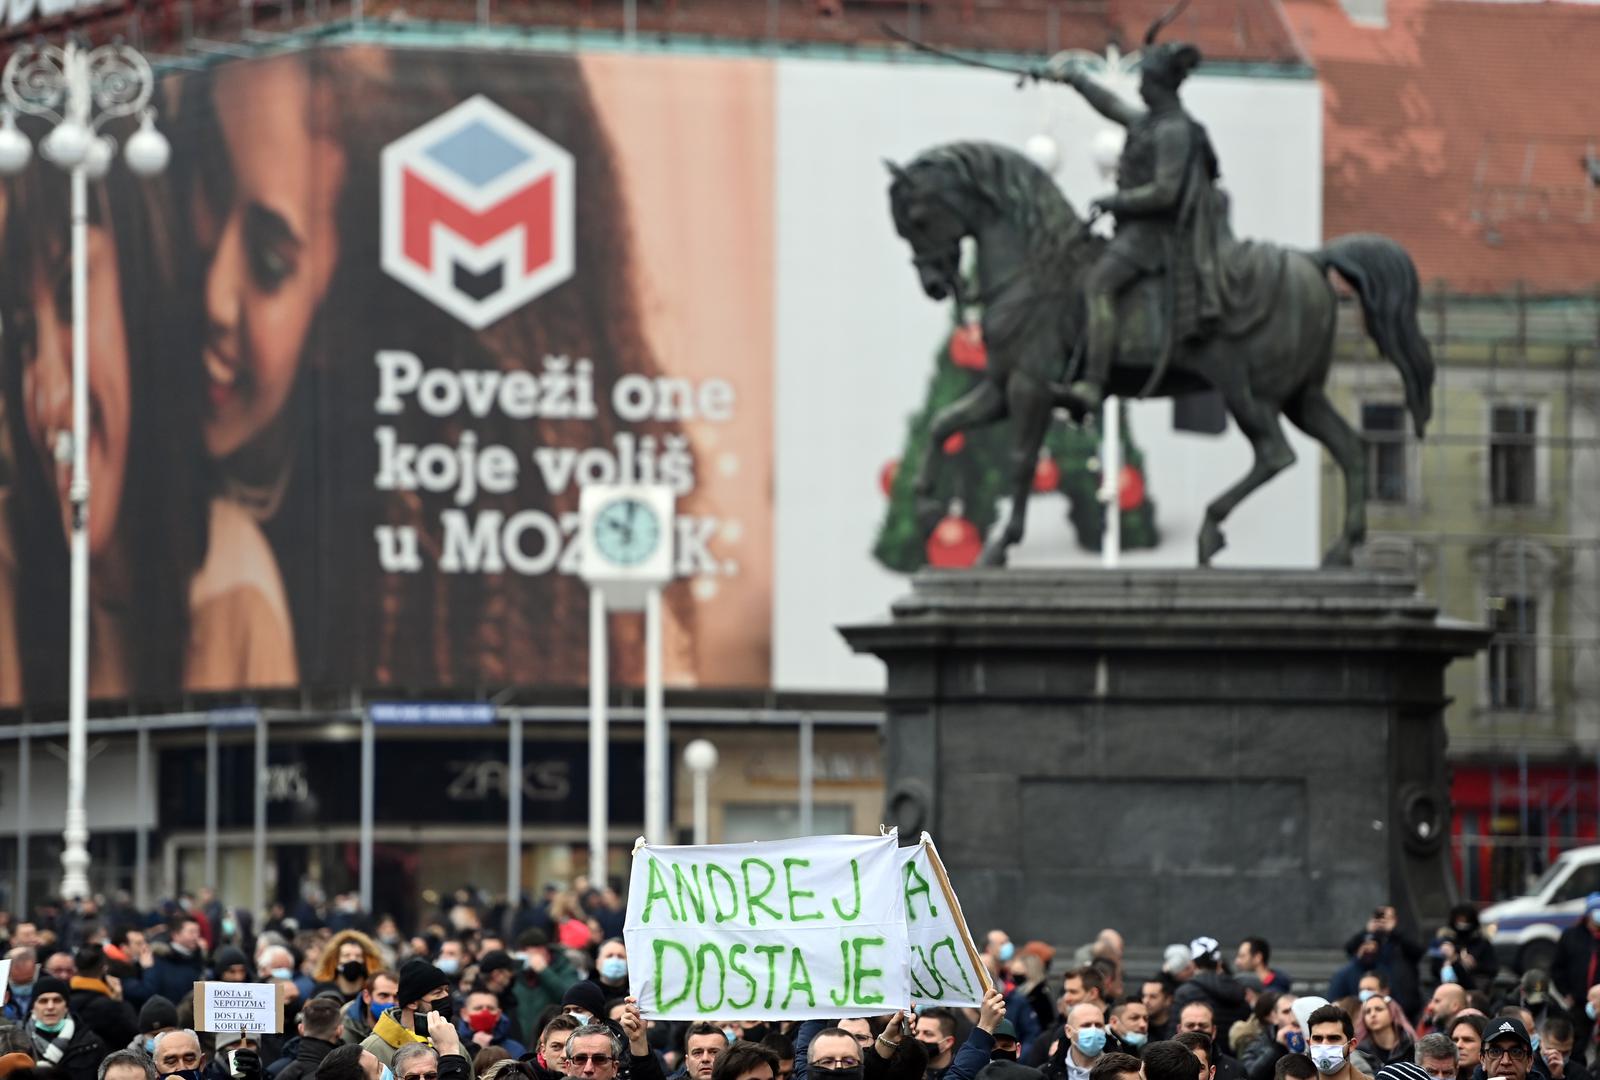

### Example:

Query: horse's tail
xmin=1312 ymin=233 xmax=1435 ymax=437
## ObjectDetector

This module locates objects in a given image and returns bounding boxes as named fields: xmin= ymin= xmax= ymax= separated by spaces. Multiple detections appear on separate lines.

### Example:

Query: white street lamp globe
xmin=124 ymin=115 xmax=170 ymax=177
xmin=1024 ymin=133 xmax=1060 ymax=174
xmin=683 ymin=739 xmax=719 ymax=773
xmin=82 ymin=135 xmax=114 ymax=180
xmin=0 ymin=112 xmax=32 ymax=176
xmin=1092 ymin=128 xmax=1124 ymax=179
xmin=44 ymin=119 xmax=91 ymax=168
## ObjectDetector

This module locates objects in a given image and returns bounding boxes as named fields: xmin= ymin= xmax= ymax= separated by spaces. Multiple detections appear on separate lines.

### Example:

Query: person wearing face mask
xmin=794 ymin=1012 xmax=927 ymax=1080
xmin=588 ymin=944 xmax=629 ymax=1000
xmin=1303 ymin=1005 xmax=1362 ymax=1080
xmin=456 ymin=991 xmax=525 ymax=1059
xmin=153 ymin=1029 xmax=207 ymax=1080
xmin=1555 ymin=896 xmax=1600 ymax=1022
xmin=318 ymin=935 xmax=385 ymax=1006
xmin=343 ymin=973 xmax=400 ymax=1048
xmin=991 ymin=1024 xmax=1023 ymax=1064
xmin=1042 ymin=1003 xmax=1110 ymax=1080
xmin=1429 ymin=909 xmax=1496 ymax=996
xmin=133 ymin=996 xmax=179 ymax=1055
xmin=28 ymin=976 xmax=109 ymax=1080
xmin=1006 ymin=950 xmax=1054 ymax=1059
xmin=5 ymin=947 xmax=40 ymax=1022
xmin=1109 ymin=1002 xmax=1149 ymax=1058
xmin=984 ymin=934 xmax=1017 ymax=986
xmin=512 ymin=932 xmax=580 ymax=1051
xmin=435 ymin=945 xmax=468 ymax=984
xmin=362 ymin=960 xmax=457 ymax=1069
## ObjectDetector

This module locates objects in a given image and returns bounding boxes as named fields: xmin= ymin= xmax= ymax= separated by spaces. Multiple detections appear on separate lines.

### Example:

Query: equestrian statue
xmin=885 ymin=17 xmax=1434 ymax=569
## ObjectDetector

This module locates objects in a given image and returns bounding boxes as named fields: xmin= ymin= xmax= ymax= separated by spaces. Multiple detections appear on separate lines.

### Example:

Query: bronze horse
xmin=887 ymin=141 xmax=1434 ymax=568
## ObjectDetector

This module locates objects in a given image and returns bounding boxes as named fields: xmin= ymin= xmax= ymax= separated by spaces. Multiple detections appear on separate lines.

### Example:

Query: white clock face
xmin=594 ymin=497 xmax=663 ymax=567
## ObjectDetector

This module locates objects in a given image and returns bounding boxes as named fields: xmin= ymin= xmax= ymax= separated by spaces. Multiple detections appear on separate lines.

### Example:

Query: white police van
xmin=1481 ymin=843 xmax=1600 ymax=973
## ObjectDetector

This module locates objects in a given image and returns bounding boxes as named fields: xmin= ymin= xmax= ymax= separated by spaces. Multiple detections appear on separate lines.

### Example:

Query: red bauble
xmin=1118 ymin=464 xmax=1146 ymax=511
xmin=943 ymin=432 xmax=966 ymax=455
xmin=880 ymin=458 xmax=898 ymax=496
xmin=1032 ymin=455 xmax=1061 ymax=493
xmin=949 ymin=323 xmax=987 ymax=371
xmin=927 ymin=511 xmax=982 ymax=568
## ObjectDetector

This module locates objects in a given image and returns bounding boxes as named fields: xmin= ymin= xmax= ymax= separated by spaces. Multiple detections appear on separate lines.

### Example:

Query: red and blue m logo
xmin=381 ymin=97 xmax=575 ymax=329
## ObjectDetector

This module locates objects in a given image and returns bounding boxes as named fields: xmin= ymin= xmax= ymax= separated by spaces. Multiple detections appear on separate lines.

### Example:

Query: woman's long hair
xmin=0 ymin=119 xmax=210 ymax=707
xmin=174 ymin=44 xmax=692 ymax=691
xmin=1355 ymin=995 xmax=1417 ymax=1046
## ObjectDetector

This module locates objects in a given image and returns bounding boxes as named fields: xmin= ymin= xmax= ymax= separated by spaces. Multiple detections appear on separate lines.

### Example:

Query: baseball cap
xmin=1162 ymin=944 xmax=1191 ymax=975
xmin=1190 ymin=937 xmax=1221 ymax=963
xmin=1485 ymin=1017 xmax=1532 ymax=1053
xmin=994 ymin=1020 xmax=1018 ymax=1040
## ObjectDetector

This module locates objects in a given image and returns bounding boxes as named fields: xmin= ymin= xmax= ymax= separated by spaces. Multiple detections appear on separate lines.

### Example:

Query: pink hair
xmin=1356 ymin=996 xmax=1418 ymax=1044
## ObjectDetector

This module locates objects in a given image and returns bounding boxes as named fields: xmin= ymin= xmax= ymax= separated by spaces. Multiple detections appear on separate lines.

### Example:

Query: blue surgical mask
xmin=145 ymin=1039 xmax=158 ymax=1054
xmin=1121 ymin=1032 xmax=1148 ymax=1048
xmin=1075 ymin=1029 xmax=1106 ymax=1058
xmin=35 ymin=1018 xmax=66 ymax=1034
xmin=998 ymin=942 xmax=1015 ymax=963
xmin=372 ymin=1001 xmax=397 ymax=1022
xmin=1589 ymin=1003 xmax=1598 ymax=1022
xmin=1532 ymin=1035 xmax=1541 ymax=1053
xmin=270 ymin=968 xmax=294 ymax=981
xmin=723 ymin=1028 xmax=739 ymax=1044
xmin=1440 ymin=964 xmax=1457 ymax=984
xmin=1358 ymin=991 xmax=1376 ymax=1003
xmin=382 ymin=1066 xmax=394 ymax=1080
xmin=437 ymin=958 xmax=461 ymax=976
xmin=600 ymin=957 xmax=628 ymax=982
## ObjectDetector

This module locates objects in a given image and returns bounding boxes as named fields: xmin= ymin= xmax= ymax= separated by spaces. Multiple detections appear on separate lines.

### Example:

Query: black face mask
xmin=991 ymin=1051 xmax=1019 ymax=1062
xmin=742 ymin=1025 xmax=770 ymax=1044
xmin=340 ymin=961 xmax=367 ymax=983
xmin=812 ymin=1069 xmax=863 ymax=1080
xmin=413 ymin=996 xmax=455 ymax=1035
xmin=919 ymin=1042 xmax=946 ymax=1060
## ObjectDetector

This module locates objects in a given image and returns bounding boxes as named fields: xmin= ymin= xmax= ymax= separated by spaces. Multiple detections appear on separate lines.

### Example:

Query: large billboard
xmin=0 ymin=40 xmax=1321 ymax=705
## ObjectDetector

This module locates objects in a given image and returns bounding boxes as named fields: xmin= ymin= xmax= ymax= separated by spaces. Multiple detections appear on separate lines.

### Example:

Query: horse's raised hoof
xmin=1197 ymin=520 xmax=1226 ymax=566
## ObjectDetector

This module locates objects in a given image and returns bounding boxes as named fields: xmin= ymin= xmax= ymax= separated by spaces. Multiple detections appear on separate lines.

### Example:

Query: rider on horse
xmin=1052 ymin=41 xmax=1228 ymax=413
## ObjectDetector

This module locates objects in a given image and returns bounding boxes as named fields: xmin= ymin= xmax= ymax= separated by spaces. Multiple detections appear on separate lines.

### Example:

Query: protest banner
xmin=0 ymin=959 xmax=10 ymax=1006
xmin=624 ymin=833 xmax=910 ymax=1020
xmin=193 ymin=981 xmax=286 ymax=1034
xmin=898 ymin=834 xmax=992 ymax=1008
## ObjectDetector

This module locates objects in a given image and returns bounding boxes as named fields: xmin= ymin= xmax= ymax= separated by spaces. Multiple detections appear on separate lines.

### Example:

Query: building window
xmin=1490 ymin=405 xmax=1539 ymax=507
xmin=1487 ymin=594 xmax=1540 ymax=710
xmin=1361 ymin=403 xmax=1408 ymax=503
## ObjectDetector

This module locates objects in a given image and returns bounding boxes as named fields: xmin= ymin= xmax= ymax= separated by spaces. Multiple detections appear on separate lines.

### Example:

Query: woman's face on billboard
xmin=19 ymin=224 xmax=131 ymax=556
xmin=196 ymin=56 xmax=344 ymax=459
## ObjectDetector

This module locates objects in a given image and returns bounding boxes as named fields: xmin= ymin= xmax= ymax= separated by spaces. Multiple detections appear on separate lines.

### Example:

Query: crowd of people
xmin=7 ymin=889 xmax=1600 ymax=1080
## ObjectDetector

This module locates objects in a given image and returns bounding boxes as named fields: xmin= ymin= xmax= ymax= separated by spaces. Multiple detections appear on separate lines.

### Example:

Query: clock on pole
xmin=578 ymin=484 xmax=676 ymax=877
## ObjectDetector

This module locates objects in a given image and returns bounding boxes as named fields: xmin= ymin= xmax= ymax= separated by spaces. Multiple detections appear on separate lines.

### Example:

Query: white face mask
xmin=1310 ymin=1046 xmax=1346 ymax=1075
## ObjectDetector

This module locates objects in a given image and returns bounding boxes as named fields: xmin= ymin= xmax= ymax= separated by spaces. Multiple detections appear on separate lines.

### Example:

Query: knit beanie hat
xmin=560 ymin=981 xmax=606 ymax=1019
xmin=397 ymin=959 xmax=451 ymax=1009
xmin=140 ymin=995 xmax=180 ymax=1032
xmin=31 ymin=976 xmax=71 ymax=1003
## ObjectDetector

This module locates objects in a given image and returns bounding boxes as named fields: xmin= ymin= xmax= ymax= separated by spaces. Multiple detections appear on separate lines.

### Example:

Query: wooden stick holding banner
xmin=921 ymin=834 xmax=994 ymax=996
xmin=897 ymin=832 xmax=992 ymax=1007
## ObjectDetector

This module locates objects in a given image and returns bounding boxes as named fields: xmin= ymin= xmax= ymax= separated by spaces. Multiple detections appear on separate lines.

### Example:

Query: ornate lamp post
xmin=0 ymin=41 xmax=170 ymax=900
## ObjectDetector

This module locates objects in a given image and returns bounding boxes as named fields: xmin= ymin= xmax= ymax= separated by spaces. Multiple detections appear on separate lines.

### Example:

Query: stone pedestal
xmin=840 ymin=569 xmax=1489 ymax=949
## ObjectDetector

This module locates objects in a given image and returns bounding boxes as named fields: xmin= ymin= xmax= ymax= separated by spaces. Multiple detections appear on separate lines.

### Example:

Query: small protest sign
xmin=193 ymin=982 xmax=285 ymax=1034
xmin=624 ymin=832 xmax=910 ymax=1020
xmin=0 ymin=959 xmax=10 ymax=1008
xmin=898 ymin=834 xmax=992 ymax=1008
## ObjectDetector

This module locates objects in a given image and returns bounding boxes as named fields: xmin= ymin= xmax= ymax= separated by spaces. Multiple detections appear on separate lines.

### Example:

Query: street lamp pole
xmin=0 ymin=41 xmax=171 ymax=901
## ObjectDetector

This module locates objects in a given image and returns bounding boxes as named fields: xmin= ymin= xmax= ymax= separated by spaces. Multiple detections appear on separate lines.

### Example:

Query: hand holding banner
xmin=624 ymin=833 xmax=910 ymax=1020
